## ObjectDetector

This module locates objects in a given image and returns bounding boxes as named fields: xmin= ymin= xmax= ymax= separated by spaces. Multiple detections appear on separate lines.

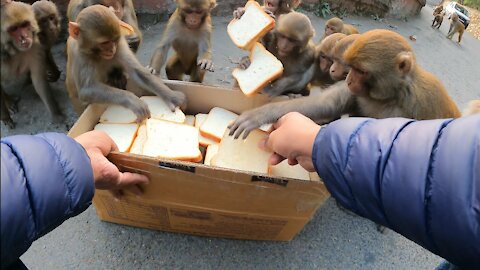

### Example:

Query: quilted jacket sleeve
xmin=1 ymin=133 xmax=94 ymax=269
xmin=312 ymin=116 xmax=480 ymax=268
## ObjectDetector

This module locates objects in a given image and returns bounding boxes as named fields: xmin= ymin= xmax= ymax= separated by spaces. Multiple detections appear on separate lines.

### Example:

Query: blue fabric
xmin=312 ymin=116 xmax=480 ymax=268
xmin=1 ymin=133 xmax=94 ymax=270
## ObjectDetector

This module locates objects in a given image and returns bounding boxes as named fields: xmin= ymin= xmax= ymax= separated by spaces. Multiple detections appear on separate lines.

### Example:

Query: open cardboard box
xmin=68 ymin=80 xmax=330 ymax=241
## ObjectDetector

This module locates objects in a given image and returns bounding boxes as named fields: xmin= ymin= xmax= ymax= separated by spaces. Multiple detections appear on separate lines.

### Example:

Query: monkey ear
xmin=68 ymin=22 xmax=80 ymax=40
xmin=395 ymin=52 xmax=414 ymax=78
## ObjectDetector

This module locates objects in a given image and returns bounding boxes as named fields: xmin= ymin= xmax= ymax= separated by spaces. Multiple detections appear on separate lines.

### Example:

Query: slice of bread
xmin=129 ymin=124 xmax=147 ymax=155
xmin=140 ymin=96 xmax=186 ymax=123
xmin=99 ymin=105 xmax=137 ymax=124
xmin=195 ymin=113 xmax=217 ymax=147
xmin=211 ymin=129 xmax=271 ymax=174
xmin=142 ymin=119 xmax=202 ymax=162
xmin=204 ymin=144 xmax=219 ymax=166
xmin=259 ymin=123 xmax=274 ymax=133
xmin=227 ymin=0 xmax=275 ymax=50
xmin=184 ymin=115 xmax=195 ymax=126
xmin=199 ymin=107 xmax=238 ymax=142
xmin=268 ymin=160 xmax=310 ymax=180
xmin=94 ymin=123 xmax=139 ymax=152
xmin=232 ymin=43 xmax=284 ymax=96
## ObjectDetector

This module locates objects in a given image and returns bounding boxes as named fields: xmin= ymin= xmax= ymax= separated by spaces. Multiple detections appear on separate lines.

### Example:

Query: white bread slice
xmin=195 ymin=113 xmax=217 ymax=147
xmin=94 ymin=123 xmax=139 ymax=152
xmin=199 ymin=107 xmax=239 ymax=142
xmin=232 ymin=43 xmax=284 ymax=96
xmin=129 ymin=124 xmax=147 ymax=155
xmin=99 ymin=105 xmax=137 ymax=124
xmin=211 ymin=129 xmax=271 ymax=174
xmin=140 ymin=96 xmax=186 ymax=123
xmin=142 ymin=119 xmax=202 ymax=162
xmin=268 ymin=160 xmax=310 ymax=180
xmin=227 ymin=0 xmax=275 ymax=50
xmin=184 ymin=115 xmax=195 ymax=126
xmin=204 ymin=144 xmax=219 ymax=166
xmin=259 ymin=123 xmax=274 ymax=133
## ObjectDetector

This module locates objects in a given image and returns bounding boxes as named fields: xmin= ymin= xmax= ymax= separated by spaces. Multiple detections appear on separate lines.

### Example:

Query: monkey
xmin=309 ymin=32 xmax=346 ymax=89
xmin=328 ymin=34 xmax=360 ymax=82
xmin=1 ymin=89 xmax=18 ymax=128
xmin=322 ymin=17 xmax=358 ymax=40
xmin=67 ymin=0 xmax=142 ymax=52
xmin=1 ymin=1 xmax=62 ymax=127
xmin=462 ymin=100 xmax=480 ymax=116
xmin=66 ymin=5 xmax=186 ymax=121
xmin=147 ymin=0 xmax=216 ymax=83
xmin=32 ymin=0 xmax=61 ymax=82
xmin=447 ymin=13 xmax=465 ymax=44
xmin=236 ymin=12 xmax=315 ymax=98
xmin=229 ymin=29 xmax=460 ymax=139
xmin=233 ymin=0 xmax=301 ymax=19
xmin=432 ymin=5 xmax=444 ymax=29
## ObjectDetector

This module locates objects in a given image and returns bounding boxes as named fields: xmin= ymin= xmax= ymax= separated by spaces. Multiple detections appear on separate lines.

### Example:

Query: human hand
xmin=259 ymin=112 xmax=320 ymax=172
xmin=75 ymin=130 xmax=149 ymax=199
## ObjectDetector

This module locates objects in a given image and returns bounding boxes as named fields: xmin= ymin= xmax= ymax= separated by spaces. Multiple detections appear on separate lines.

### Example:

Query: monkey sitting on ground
xmin=229 ymin=29 xmax=460 ymax=139
xmin=432 ymin=5 xmax=444 ymax=29
xmin=32 ymin=0 xmax=61 ymax=82
xmin=147 ymin=0 xmax=216 ymax=83
xmin=447 ymin=13 xmax=465 ymax=44
xmin=233 ymin=0 xmax=301 ymax=19
xmin=322 ymin=17 xmax=358 ymax=40
xmin=1 ymin=0 xmax=62 ymax=128
xmin=236 ymin=12 xmax=315 ymax=98
xmin=328 ymin=34 xmax=360 ymax=82
xmin=66 ymin=5 xmax=186 ymax=121
xmin=67 ymin=0 xmax=142 ymax=52
xmin=462 ymin=100 xmax=480 ymax=116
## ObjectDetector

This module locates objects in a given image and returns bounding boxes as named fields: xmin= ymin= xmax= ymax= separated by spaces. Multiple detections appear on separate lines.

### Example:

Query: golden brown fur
xmin=447 ymin=13 xmax=465 ymax=43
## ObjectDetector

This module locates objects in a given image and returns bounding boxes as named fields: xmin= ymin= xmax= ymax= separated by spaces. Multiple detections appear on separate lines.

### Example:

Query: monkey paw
xmin=263 ymin=9 xmax=276 ymax=19
xmin=228 ymin=112 xmax=263 ymax=140
xmin=1 ymin=118 xmax=15 ymax=129
xmin=238 ymin=56 xmax=251 ymax=70
xmin=168 ymin=91 xmax=187 ymax=111
xmin=198 ymin=59 xmax=214 ymax=72
xmin=130 ymin=99 xmax=151 ymax=123
xmin=146 ymin=65 xmax=159 ymax=75
xmin=233 ymin=7 xmax=246 ymax=19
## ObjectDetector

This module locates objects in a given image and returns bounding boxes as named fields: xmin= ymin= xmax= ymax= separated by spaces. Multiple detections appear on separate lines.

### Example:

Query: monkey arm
xmin=148 ymin=26 xmax=174 ymax=75
xmin=230 ymin=81 xmax=354 ymax=139
xmin=122 ymin=0 xmax=142 ymax=41
xmin=265 ymin=64 xmax=316 ymax=96
xmin=197 ymin=29 xmax=214 ymax=72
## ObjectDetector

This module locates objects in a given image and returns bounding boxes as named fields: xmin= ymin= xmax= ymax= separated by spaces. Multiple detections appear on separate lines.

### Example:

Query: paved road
xmin=11 ymin=5 xmax=480 ymax=270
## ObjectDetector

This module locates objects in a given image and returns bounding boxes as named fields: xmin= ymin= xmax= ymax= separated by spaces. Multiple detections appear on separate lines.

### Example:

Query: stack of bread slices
xmin=94 ymin=99 xmax=311 ymax=180
xmin=228 ymin=0 xmax=284 ymax=97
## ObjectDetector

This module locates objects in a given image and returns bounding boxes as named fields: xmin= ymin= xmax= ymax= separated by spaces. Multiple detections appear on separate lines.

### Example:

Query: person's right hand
xmin=75 ymin=130 xmax=150 ymax=199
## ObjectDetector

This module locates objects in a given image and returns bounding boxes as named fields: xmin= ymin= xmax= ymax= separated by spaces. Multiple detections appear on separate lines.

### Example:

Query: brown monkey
xmin=1 ymin=1 xmax=62 ymax=127
xmin=237 ymin=12 xmax=315 ymax=97
xmin=147 ymin=0 xmax=216 ymax=83
xmin=432 ymin=5 xmax=444 ymax=29
xmin=462 ymin=100 xmax=480 ymax=116
xmin=447 ymin=13 xmax=465 ymax=43
xmin=229 ymin=30 xmax=460 ymax=139
xmin=67 ymin=0 xmax=142 ymax=52
xmin=66 ymin=5 xmax=186 ymax=121
xmin=329 ymin=34 xmax=360 ymax=82
xmin=32 ymin=0 xmax=61 ymax=82
xmin=233 ymin=0 xmax=301 ymax=19
xmin=310 ymin=32 xmax=346 ymax=87
xmin=322 ymin=17 xmax=358 ymax=40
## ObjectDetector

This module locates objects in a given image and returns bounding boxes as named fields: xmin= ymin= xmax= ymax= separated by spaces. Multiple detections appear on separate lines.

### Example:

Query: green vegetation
xmin=464 ymin=0 xmax=480 ymax=10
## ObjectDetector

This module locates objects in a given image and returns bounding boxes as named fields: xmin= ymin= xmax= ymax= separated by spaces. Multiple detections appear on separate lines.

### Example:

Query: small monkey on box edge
xmin=229 ymin=30 xmax=460 ymax=139
xmin=147 ymin=0 xmax=216 ymax=83
xmin=66 ymin=5 xmax=186 ymax=122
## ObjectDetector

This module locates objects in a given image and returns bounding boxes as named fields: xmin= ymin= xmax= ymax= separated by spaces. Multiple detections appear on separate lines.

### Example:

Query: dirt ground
xmin=4 ymin=5 xmax=480 ymax=270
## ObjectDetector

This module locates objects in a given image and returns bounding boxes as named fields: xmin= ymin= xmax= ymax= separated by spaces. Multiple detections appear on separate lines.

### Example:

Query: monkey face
xmin=38 ymin=14 xmax=60 ymax=35
xmin=8 ymin=21 xmax=34 ymax=51
xmin=96 ymin=40 xmax=118 ymax=60
xmin=319 ymin=52 xmax=333 ymax=73
xmin=324 ymin=24 xmax=338 ymax=36
xmin=181 ymin=8 xmax=206 ymax=29
xmin=276 ymin=33 xmax=298 ymax=58
xmin=329 ymin=60 xmax=349 ymax=81
xmin=264 ymin=0 xmax=280 ymax=14
xmin=103 ymin=0 xmax=125 ymax=19
xmin=346 ymin=68 xmax=369 ymax=96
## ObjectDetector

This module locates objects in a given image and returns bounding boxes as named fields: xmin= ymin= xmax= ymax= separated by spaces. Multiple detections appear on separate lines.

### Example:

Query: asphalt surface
xmin=5 ymin=4 xmax=479 ymax=270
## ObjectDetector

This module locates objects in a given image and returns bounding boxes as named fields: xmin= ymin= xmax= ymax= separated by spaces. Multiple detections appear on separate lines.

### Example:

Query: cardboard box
xmin=68 ymin=80 xmax=330 ymax=241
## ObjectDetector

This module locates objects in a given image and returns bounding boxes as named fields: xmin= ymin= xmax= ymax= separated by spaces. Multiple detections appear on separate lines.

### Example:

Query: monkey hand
xmin=1 ymin=117 xmax=15 ymax=129
xmin=198 ymin=59 xmax=214 ymax=72
xmin=238 ymin=56 xmax=251 ymax=70
xmin=228 ymin=109 xmax=267 ymax=140
xmin=263 ymin=9 xmax=276 ymax=19
xmin=233 ymin=7 xmax=245 ymax=19
xmin=146 ymin=65 xmax=159 ymax=75
xmin=128 ymin=98 xmax=151 ymax=123
xmin=126 ymin=35 xmax=140 ymax=52
xmin=262 ymin=84 xmax=283 ymax=98
xmin=167 ymin=91 xmax=187 ymax=112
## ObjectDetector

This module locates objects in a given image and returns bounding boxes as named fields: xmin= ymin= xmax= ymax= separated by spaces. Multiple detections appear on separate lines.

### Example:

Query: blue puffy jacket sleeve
xmin=1 ymin=133 xmax=94 ymax=269
xmin=312 ymin=115 xmax=480 ymax=268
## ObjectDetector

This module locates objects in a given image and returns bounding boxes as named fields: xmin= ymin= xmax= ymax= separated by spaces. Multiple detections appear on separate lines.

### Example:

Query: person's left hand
xmin=75 ymin=130 xmax=150 ymax=199
xmin=259 ymin=112 xmax=321 ymax=172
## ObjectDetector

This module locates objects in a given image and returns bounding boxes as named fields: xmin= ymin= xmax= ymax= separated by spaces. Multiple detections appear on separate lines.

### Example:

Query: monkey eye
xmin=7 ymin=25 xmax=18 ymax=32
xmin=49 ymin=15 xmax=56 ymax=21
xmin=20 ymin=21 xmax=30 ymax=28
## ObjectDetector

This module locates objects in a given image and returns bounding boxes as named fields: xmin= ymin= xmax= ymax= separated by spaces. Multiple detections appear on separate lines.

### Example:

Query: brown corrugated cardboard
xmin=68 ymin=80 xmax=330 ymax=241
